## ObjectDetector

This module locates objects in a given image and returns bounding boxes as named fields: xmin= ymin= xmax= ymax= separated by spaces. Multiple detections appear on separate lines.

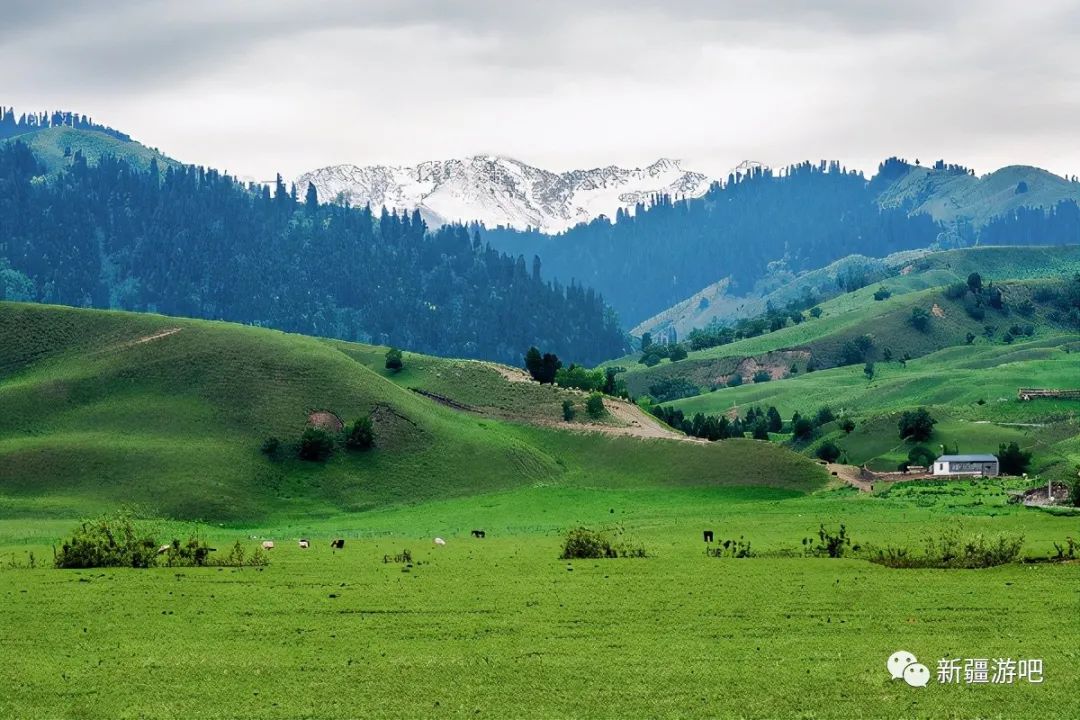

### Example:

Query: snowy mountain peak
xmin=296 ymin=156 xmax=714 ymax=234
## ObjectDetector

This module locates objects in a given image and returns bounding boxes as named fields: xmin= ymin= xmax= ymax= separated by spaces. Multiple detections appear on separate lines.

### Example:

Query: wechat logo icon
xmin=888 ymin=650 xmax=930 ymax=687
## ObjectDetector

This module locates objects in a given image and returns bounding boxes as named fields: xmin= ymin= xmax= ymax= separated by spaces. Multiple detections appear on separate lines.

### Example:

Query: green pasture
xmin=1 ymin=479 xmax=1078 ymax=719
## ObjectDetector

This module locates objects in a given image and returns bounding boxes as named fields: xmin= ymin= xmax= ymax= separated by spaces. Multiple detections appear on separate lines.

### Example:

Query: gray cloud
xmin=3 ymin=0 xmax=1078 ymax=181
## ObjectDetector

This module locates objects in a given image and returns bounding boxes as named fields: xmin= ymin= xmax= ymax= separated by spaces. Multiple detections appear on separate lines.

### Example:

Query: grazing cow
xmin=471 ymin=529 xmax=486 ymax=538
xmin=298 ymin=539 xmax=309 ymax=549
xmin=330 ymin=539 xmax=345 ymax=549
xmin=262 ymin=541 xmax=275 ymax=550
xmin=157 ymin=544 xmax=170 ymax=555
xmin=703 ymin=530 xmax=714 ymax=543
xmin=433 ymin=537 xmax=446 ymax=546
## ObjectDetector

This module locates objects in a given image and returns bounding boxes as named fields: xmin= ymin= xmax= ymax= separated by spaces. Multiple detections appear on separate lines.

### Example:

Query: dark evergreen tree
xmin=766 ymin=407 xmax=783 ymax=433
xmin=898 ymin=409 xmax=937 ymax=441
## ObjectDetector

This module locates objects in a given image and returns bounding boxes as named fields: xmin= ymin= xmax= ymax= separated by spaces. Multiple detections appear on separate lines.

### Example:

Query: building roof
xmin=937 ymin=454 xmax=998 ymax=462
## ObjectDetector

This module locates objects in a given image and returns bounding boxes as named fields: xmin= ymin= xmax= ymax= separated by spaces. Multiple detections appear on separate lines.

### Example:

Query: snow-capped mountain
xmin=295 ymin=156 xmax=714 ymax=234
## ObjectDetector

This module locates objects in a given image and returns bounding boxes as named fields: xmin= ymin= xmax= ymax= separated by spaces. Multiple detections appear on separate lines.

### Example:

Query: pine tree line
xmin=0 ymin=107 xmax=130 ymax=142
xmin=0 ymin=142 xmax=627 ymax=365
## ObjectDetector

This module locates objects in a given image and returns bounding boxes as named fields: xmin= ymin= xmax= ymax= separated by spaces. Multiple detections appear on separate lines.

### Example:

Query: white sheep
xmin=433 ymin=537 xmax=446 ymax=546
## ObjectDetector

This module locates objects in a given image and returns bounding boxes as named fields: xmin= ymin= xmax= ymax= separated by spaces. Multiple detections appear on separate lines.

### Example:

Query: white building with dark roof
xmin=932 ymin=454 xmax=999 ymax=477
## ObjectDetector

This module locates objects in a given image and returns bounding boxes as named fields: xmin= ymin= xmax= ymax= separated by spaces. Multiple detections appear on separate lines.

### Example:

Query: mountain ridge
xmin=296 ymin=155 xmax=713 ymax=233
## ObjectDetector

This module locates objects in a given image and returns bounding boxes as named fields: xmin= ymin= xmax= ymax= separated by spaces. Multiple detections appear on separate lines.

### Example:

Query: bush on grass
xmin=868 ymin=524 xmax=1024 ymax=569
xmin=298 ymin=427 xmax=335 ymax=461
xmin=54 ymin=513 xmax=269 ymax=569
xmin=802 ymin=524 xmax=857 ymax=558
xmin=559 ymin=527 xmax=646 ymax=559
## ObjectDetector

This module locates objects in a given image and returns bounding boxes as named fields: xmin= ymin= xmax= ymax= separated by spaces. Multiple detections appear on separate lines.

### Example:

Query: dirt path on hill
xmin=96 ymin=327 xmax=182 ymax=356
xmin=581 ymin=396 xmax=705 ymax=442
xmin=827 ymin=463 xmax=874 ymax=492
xmin=129 ymin=328 xmax=182 ymax=346
xmin=481 ymin=361 xmax=695 ymax=442
xmin=488 ymin=363 xmax=534 ymax=384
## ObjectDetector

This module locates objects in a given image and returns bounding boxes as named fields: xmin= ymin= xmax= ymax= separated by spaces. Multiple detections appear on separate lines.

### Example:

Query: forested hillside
xmin=484 ymin=159 xmax=1080 ymax=329
xmin=0 ymin=141 xmax=626 ymax=364
xmin=483 ymin=162 xmax=942 ymax=325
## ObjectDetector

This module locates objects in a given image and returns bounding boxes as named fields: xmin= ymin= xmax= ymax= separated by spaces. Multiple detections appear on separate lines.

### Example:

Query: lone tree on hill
xmin=524 ymin=347 xmax=561 ymax=384
xmin=346 ymin=415 xmax=376 ymax=450
xmin=585 ymin=392 xmax=605 ymax=418
xmin=298 ymin=427 xmax=335 ymax=461
xmin=967 ymin=272 xmax=983 ymax=294
xmin=562 ymin=399 xmax=576 ymax=422
xmin=909 ymin=307 xmax=931 ymax=332
xmin=898 ymin=408 xmax=936 ymax=442
xmin=385 ymin=347 xmax=403 ymax=371
xmin=791 ymin=411 xmax=815 ymax=441
xmin=540 ymin=353 xmax=561 ymax=384
xmin=525 ymin=346 xmax=542 ymax=377
xmin=766 ymin=406 xmax=783 ymax=433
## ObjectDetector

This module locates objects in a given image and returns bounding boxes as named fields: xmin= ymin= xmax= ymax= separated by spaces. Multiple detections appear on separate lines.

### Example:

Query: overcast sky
xmin=4 ymin=0 xmax=1079 ymax=181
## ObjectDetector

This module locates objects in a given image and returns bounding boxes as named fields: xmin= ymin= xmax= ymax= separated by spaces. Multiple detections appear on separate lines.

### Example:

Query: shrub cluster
xmin=705 ymin=537 xmax=754 ymax=558
xmin=802 ymin=523 xmax=857 ymax=558
xmin=868 ymin=525 xmax=1024 ymax=569
xmin=648 ymin=377 xmax=701 ymax=403
xmin=554 ymin=364 xmax=627 ymax=398
xmin=559 ymin=527 xmax=646 ymax=559
xmin=53 ymin=512 xmax=269 ymax=569
xmin=686 ymin=297 xmax=819 ymax=353
xmin=265 ymin=413 xmax=377 ymax=462
xmin=639 ymin=341 xmax=688 ymax=367
xmin=585 ymin=392 xmax=606 ymax=419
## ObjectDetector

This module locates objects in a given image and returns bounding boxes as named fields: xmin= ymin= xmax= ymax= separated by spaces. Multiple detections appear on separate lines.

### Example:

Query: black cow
xmin=471 ymin=529 xmax=486 ymax=539
xmin=703 ymin=530 xmax=714 ymax=543
xmin=330 ymin=538 xmax=345 ymax=549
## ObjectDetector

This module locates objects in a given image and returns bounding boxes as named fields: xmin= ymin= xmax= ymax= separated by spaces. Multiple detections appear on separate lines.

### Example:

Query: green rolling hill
xmin=1 ymin=126 xmax=178 ymax=174
xmin=620 ymin=246 xmax=1080 ymax=385
xmin=0 ymin=302 xmax=825 ymax=522
xmin=877 ymin=163 xmax=1080 ymax=226
xmin=635 ymin=245 xmax=1080 ymax=340
xmin=611 ymin=246 xmax=1080 ymax=479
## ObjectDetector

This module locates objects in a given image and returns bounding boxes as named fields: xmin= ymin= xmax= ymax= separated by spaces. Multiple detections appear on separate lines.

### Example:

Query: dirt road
xmin=826 ymin=463 xmax=874 ymax=492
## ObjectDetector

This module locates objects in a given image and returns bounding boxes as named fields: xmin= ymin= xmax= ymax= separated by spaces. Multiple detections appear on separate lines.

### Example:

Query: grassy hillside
xmin=0 ymin=302 xmax=826 ymax=522
xmin=632 ymin=252 xmax=927 ymax=338
xmin=2 ymin=126 xmax=178 ymax=174
xmin=619 ymin=246 xmax=1080 ymax=394
xmin=669 ymin=335 xmax=1080 ymax=474
xmin=612 ymin=248 xmax=1080 ymax=479
xmin=878 ymin=164 xmax=1080 ymax=226
xmin=634 ymin=245 xmax=1080 ymax=340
